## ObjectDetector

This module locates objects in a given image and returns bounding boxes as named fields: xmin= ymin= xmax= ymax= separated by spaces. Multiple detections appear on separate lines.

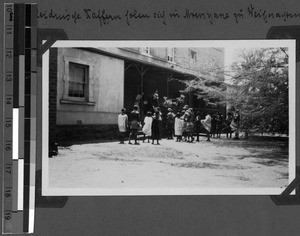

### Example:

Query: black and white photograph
xmin=42 ymin=40 xmax=295 ymax=195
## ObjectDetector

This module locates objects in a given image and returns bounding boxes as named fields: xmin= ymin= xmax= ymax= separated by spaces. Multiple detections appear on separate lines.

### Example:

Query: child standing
xmin=174 ymin=112 xmax=184 ymax=142
xmin=185 ymin=108 xmax=194 ymax=142
xmin=166 ymin=108 xmax=175 ymax=139
xmin=186 ymin=119 xmax=194 ymax=142
xmin=142 ymin=111 xmax=153 ymax=143
xmin=117 ymin=108 xmax=128 ymax=144
xmin=151 ymin=111 xmax=161 ymax=145
xmin=128 ymin=105 xmax=140 ymax=145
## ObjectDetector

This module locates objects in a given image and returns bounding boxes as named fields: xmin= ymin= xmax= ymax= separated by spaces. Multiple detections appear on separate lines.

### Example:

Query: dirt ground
xmin=48 ymin=136 xmax=289 ymax=194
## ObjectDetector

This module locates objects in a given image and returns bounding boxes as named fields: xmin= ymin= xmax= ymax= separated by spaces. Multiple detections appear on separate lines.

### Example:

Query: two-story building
xmin=47 ymin=42 xmax=225 ymax=143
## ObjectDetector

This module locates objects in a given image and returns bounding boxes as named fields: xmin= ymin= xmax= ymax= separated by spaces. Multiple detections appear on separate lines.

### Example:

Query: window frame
xmin=68 ymin=62 xmax=89 ymax=101
xmin=61 ymin=56 xmax=95 ymax=105
xmin=145 ymin=47 xmax=151 ymax=55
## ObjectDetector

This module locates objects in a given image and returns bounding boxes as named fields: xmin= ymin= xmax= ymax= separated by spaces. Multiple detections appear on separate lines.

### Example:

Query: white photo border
xmin=42 ymin=40 xmax=296 ymax=196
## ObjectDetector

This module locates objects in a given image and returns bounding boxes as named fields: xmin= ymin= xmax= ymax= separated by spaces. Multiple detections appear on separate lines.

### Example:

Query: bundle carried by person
xmin=201 ymin=114 xmax=212 ymax=132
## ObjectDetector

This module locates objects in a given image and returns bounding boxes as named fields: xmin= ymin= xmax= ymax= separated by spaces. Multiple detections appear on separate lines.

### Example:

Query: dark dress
xmin=151 ymin=118 xmax=160 ymax=140
xmin=130 ymin=111 xmax=140 ymax=130
xmin=195 ymin=116 xmax=201 ymax=133
xmin=211 ymin=116 xmax=217 ymax=136
xmin=224 ymin=116 xmax=232 ymax=133
xmin=166 ymin=112 xmax=175 ymax=138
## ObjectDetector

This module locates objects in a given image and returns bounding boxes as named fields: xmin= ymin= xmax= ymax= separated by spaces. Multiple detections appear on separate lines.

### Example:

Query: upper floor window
xmin=145 ymin=47 xmax=151 ymax=54
xmin=167 ymin=47 xmax=175 ymax=62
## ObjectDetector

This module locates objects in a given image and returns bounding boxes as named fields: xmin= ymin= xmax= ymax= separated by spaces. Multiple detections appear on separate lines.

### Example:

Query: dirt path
xmin=48 ymin=137 xmax=289 ymax=194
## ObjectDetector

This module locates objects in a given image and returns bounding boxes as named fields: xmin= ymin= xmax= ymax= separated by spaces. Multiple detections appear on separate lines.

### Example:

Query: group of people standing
xmin=171 ymin=105 xmax=213 ymax=142
xmin=117 ymin=92 xmax=241 ymax=145
xmin=117 ymin=105 xmax=163 ymax=145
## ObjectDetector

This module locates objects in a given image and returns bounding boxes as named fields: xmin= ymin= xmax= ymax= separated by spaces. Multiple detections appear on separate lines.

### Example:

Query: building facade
xmin=48 ymin=46 xmax=225 ymax=142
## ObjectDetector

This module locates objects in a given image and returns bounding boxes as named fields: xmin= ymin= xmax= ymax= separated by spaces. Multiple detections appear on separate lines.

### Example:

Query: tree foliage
xmin=183 ymin=47 xmax=289 ymax=134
